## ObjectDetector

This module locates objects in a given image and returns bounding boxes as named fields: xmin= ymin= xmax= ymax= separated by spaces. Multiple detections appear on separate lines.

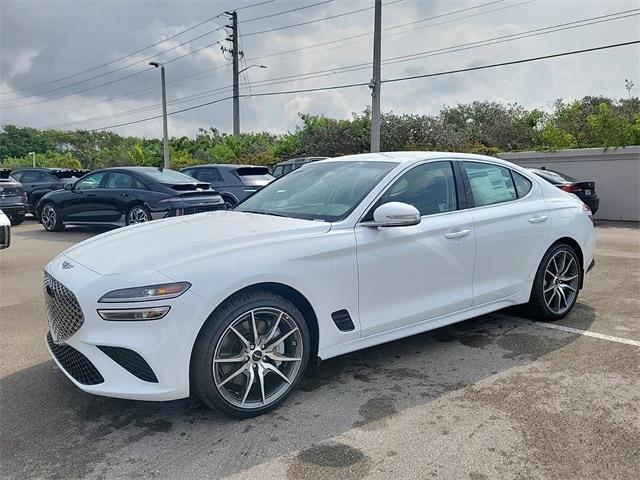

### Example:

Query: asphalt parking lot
xmin=1 ymin=219 xmax=638 ymax=480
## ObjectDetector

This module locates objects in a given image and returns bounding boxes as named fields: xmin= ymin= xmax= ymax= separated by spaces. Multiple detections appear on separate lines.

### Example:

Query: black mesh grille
xmin=43 ymin=271 xmax=84 ymax=342
xmin=331 ymin=309 xmax=355 ymax=332
xmin=47 ymin=332 xmax=104 ymax=385
xmin=97 ymin=346 xmax=158 ymax=383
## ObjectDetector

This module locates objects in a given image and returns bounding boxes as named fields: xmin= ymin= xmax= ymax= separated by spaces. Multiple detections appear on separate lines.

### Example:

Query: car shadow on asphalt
xmin=1 ymin=308 xmax=595 ymax=480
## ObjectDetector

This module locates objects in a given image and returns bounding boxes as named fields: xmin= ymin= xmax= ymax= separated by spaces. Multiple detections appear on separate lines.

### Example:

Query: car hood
xmin=61 ymin=211 xmax=331 ymax=275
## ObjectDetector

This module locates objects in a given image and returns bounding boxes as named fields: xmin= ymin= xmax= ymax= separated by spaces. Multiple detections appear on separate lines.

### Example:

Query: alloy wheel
xmin=128 ymin=207 xmax=149 ymax=224
xmin=41 ymin=205 xmax=56 ymax=230
xmin=543 ymin=250 xmax=579 ymax=315
xmin=213 ymin=307 xmax=303 ymax=410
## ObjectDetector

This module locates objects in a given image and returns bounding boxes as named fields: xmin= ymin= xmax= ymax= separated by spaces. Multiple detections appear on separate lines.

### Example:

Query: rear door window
xmin=105 ymin=172 xmax=146 ymax=190
xmin=463 ymin=162 xmax=517 ymax=207
xmin=197 ymin=168 xmax=224 ymax=184
xmin=512 ymin=171 xmax=532 ymax=198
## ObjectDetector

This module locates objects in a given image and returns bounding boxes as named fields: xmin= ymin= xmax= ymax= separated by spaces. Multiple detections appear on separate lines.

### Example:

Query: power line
xmin=0 ymin=39 xmax=226 ymax=110
xmin=84 ymin=40 xmax=639 ymax=132
xmin=243 ymin=0 xmax=334 ymax=23
xmin=0 ymin=31 xmax=226 ymax=106
xmin=0 ymin=0 xmax=275 ymax=96
xmin=244 ymin=0 xmax=521 ymax=63
xmin=44 ymin=11 xmax=638 ymax=130
xmin=242 ymin=0 xmax=406 ymax=37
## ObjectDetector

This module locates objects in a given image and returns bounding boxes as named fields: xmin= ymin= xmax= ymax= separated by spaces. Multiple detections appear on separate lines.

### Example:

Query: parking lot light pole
xmin=149 ymin=62 xmax=169 ymax=169
xmin=28 ymin=152 xmax=35 ymax=167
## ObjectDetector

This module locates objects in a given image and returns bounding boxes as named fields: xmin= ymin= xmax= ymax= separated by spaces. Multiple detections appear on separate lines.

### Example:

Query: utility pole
xmin=226 ymin=10 xmax=241 ymax=136
xmin=149 ymin=62 xmax=170 ymax=169
xmin=370 ymin=0 xmax=382 ymax=153
xmin=29 ymin=152 xmax=35 ymax=167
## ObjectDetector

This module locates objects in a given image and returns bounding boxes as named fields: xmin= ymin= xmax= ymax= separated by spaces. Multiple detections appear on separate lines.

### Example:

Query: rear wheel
xmin=126 ymin=205 xmax=151 ymax=225
xmin=222 ymin=196 xmax=237 ymax=210
xmin=527 ymin=243 xmax=582 ymax=320
xmin=40 ymin=203 xmax=64 ymax=232
xmin=191 ymin=289 xmax=310 ymax=417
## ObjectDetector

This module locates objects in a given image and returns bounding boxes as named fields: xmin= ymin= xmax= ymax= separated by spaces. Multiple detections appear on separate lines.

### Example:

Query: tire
xmin=40 ymin=203 xmax=64 ymax=232
xmin=126 ymin=205 xmax=151 ymax=225
xmin=222 ymin=196 xmax=237 ymax=210
xmin=191 ymin=289 xmax=310 ymax=418
xmin=10 ymin=212 xmax=25 ymax=225
xmin=526 ymin=243 xmax=582 ymax=321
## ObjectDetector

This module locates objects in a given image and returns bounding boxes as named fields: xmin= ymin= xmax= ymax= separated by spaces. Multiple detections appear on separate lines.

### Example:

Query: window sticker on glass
xmin=465 ymin=163 xmax=517 ymax=206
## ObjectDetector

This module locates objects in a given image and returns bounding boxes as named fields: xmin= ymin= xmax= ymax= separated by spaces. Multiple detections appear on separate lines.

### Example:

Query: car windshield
xmin=236 ymin=161 xmax=396 ymax=222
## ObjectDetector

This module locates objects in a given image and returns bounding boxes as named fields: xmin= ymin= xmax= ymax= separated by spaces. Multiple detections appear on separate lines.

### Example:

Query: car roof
xmin=315 ymin=151 xmax=517 ymax=167
xmin=275 ymin=157 xmax=327 ymax=166
xmin=185 ymin=164 xmax=269 ymax=170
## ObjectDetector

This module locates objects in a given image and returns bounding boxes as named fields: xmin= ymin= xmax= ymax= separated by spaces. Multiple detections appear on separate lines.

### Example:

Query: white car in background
xmin=43 ymin=152 xmax=595 ymax=417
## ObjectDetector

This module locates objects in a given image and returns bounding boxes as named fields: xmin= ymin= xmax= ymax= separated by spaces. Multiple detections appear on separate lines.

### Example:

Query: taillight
xmin=582 ymin=203 xmax=592 ymax=216
xmin=560 ymin=184 xmax=581 ymax=193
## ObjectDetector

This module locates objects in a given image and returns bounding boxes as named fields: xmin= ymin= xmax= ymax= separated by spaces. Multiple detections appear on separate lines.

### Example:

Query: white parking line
xmin=534 ymin=321 xmax=640 ymax=347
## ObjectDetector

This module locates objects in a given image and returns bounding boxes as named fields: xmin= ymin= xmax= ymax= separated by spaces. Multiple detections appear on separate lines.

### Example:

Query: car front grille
xmin=47 ymin=332 xmax=104 ymax=385
xmin=43 ymin=271 xmax=85 ymax=343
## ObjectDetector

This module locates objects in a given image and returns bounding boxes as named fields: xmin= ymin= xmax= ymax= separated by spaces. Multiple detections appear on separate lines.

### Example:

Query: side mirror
xmin=64 ymin=182 xmax=74 ymax=191
xmin=361 ymin=202 xmax=421 ymax=228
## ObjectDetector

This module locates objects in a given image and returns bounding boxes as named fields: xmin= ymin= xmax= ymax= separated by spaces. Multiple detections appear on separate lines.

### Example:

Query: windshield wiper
xmin=240 ymin=209 xmax=288 ymax=218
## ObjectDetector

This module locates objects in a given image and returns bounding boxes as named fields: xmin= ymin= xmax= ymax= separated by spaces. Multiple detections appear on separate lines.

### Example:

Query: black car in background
xmin=10 ymin=168 xmax=88 ymax=215
xmin=181 ymin=164 xmax=274 ymax=208
xmin=36 ymin=167 xmax=225 ymax=231
xmin=0 ymin=173 xmax=28 ymax=225
xmin=528 ymin=168 xmax=600 ymax=214
xmin=271 ymin=157 xmax=328 ymax=178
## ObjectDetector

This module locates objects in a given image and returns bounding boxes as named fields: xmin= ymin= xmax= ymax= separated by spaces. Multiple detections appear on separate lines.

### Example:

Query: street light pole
xmin=370 ymin=0 xmax=382 ymax=153
xmin=149 ymin=62 xmax=170 ymax=169
xmin=28 ymin=152 xmax=35 ymax=167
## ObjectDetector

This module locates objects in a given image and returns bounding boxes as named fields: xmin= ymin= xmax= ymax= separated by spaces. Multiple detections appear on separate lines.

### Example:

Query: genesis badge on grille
xmin=61 ymin=261 xmax=74 ymax=270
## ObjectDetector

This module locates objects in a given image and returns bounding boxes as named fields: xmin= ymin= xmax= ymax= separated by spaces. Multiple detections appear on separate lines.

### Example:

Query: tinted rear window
xmin=235 ymin=167 xmax=270 ymax=176
xmin=142 ymin=169 xmax=198 ymax=183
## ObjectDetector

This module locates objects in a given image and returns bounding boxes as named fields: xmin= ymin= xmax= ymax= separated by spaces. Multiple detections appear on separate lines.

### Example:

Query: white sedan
xmin=43 ymin=152 xmax=595 ymax=417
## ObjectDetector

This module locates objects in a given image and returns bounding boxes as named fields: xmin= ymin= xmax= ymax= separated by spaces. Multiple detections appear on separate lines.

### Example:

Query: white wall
xmin=500 ymin=146 xmax=640 ymax=222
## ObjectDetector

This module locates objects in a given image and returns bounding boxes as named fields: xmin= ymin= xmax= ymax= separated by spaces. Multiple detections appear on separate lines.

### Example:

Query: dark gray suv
xmin=181 ymin=164 xmax=274 ymax=209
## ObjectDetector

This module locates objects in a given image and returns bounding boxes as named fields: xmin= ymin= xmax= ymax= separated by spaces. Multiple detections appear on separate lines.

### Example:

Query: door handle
xmin=528 ymin=215 xmax=549 ymax=224
xmin=444 ymin=229 xmax=471 ymax=239
xmin=121 ymin=193 xmax=130 ymax=197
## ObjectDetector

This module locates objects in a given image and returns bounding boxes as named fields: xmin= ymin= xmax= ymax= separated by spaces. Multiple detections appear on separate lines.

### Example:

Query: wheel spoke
xmin=216 ymin=361 xmax=250 ymax=388
xmin=560 ymin=283 xmax=577 ymax=293
xmin=263 ymin=362 xmax=292 ymax=384
xmin=546 ymin=288 xmax=557 ymax=306
xmin=229 ymin=326 xmax=251 ymax=349
xmin=264 ymin=351 xmax=301 ymax=362
xmin=266 ymin=327 xmax=298 ymax=349
xmin=551 ymin=256 xmax=559 ymax=275
xmin=240 ymin=366 xmax=255 ymax=406
xmin=257 ymin=363 xmax=267 ymax=405
xmin=544 ymin=284 xmax=555 ymax=293
xmin=213 ymin=355 xmax=246 ymax=363
xmin=560 ymin=256 xmax=575 ymax=276
xmin=557 ymin=288 xmax=567 ymax=309
xmin=559 ymin=274 xmax=578 ymax=282
xmin=262 ymin=312 xmax=283 ymax=345
xmin=251 ymin=310 xmax=259 ymax=345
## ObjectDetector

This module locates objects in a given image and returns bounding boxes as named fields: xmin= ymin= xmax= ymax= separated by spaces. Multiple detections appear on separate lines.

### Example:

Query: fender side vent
xmin=97 ymin=346 xmax=159 ymax=383
xmin=331 ymin=309 xmax=355 ymax=332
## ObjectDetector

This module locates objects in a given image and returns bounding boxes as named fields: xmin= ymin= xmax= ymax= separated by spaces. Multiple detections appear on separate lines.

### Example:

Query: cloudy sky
xmin=1 ymin=0 xmax=638 ymax=138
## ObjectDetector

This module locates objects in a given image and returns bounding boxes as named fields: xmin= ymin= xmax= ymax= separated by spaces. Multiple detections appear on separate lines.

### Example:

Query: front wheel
xmin=527 ymin=243 xmax=582 ymax=321
xmin=40 ymin=203 xmax=64 ymax=232
xmin=191 ymin=290 xmax=310 ymax=417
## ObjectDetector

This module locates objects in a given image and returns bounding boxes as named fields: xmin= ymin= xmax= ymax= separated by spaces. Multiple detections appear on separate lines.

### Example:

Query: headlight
xmin=98 ymin=306 xmax=170 ymax=321
xmin=98 ymin=282 xmax=191 ymax=303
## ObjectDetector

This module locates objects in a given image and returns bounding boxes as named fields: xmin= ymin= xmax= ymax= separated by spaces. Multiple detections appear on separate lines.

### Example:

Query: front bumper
xmin=44 ymin=256 xmax=213 ymax=401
